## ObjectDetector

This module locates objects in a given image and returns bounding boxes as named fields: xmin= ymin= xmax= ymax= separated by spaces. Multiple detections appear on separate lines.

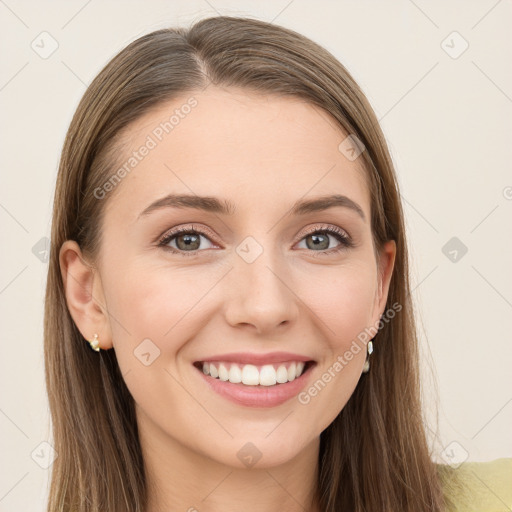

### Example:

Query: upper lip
xmin=194 ymin=352 xmax=315 ymax=365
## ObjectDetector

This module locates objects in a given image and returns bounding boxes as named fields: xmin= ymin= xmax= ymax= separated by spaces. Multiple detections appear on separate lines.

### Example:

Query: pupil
xmin=308 ymin=234 xmax=328 ymax=250
xmin=178 ymin=234 xmax=199 ymax=250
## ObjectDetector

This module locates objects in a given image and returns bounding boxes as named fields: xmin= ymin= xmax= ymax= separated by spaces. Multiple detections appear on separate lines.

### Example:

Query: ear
xmin=371 ymin=240 xmax=396 ymax=325
xmin=59 ymin=240 xmax=113 ymax=350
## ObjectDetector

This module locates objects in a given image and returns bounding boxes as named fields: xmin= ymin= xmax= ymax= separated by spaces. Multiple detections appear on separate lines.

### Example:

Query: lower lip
xmin=195 ymin=363 xmax=316 ymax=408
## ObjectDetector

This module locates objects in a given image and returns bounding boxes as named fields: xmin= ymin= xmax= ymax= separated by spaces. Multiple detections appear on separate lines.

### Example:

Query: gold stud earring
xmin=362 ymin=340 xmax=373 ymax=373
xmin=88 ymin=333 xmax=100 ymax=352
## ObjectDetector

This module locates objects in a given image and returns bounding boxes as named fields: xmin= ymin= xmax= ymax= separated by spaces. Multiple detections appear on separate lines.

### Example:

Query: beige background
xmin=1 ymin=0 xmax=511 ymax=509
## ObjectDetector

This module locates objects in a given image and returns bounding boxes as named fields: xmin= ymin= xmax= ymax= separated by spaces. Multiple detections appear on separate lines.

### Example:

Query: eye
xmin=295 ymin=224 xmax=354 ymax=255
xmin=157 ymin=223 xmax=354 ymax=257
xmin=157 ymin=224 xmax=218 ymax=257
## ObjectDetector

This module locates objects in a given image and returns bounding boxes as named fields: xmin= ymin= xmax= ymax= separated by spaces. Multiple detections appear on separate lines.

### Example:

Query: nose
xmin=223 ymin=246 xmax=299 ymax=335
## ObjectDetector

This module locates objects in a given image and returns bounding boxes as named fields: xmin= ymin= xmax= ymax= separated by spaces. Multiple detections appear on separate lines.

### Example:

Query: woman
xmin=44 ymin=15 xmax=511 ymax=511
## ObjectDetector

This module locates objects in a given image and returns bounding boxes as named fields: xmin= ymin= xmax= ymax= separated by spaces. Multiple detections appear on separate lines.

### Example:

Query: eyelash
xmin=157 ymin=223 xmax=355 ymax=258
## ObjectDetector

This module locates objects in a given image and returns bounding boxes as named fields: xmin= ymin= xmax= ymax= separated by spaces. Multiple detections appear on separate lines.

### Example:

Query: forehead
xmin=103 ymin=86 xmax=370 ymax=221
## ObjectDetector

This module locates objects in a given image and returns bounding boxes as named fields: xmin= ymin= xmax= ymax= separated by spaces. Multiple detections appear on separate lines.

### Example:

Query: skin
xmin=60 ymin=86 xmax=395 ymax=512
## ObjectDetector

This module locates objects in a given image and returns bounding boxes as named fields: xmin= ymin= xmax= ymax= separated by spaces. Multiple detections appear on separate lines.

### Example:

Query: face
xmin=61 ymin=86 xmax=395 ymax=469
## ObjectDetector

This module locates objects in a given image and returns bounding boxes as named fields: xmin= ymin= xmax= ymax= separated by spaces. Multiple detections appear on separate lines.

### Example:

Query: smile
xmin=193 ymin=360 xmax=317 ymax=408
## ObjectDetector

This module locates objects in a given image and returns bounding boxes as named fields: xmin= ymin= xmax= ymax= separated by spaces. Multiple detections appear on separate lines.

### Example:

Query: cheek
xmin=102 ymin=261 xmax=225 ymax=356
xmin=100 ymin=265 xmax=206 ymax=418
xmin=291 ymin=264 xmax=377 ymax=432
xmin=300 ymin=261 xmax=377 ymax=348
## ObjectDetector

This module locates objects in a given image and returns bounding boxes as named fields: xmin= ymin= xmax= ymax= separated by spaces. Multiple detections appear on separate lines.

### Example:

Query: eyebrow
xmin=138 ymin=193 xmax=366 ymax=222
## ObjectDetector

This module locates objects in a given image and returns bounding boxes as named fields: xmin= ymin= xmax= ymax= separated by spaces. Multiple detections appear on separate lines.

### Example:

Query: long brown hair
xmin=45 ymin=15 xmax=457 ymax=511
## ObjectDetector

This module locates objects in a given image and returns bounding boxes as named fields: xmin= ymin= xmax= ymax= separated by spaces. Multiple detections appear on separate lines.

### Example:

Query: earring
xmin=88 ymin=333 xmax=100 ymax=352
xmin=362 ymin=339 xmax=374 ymax=373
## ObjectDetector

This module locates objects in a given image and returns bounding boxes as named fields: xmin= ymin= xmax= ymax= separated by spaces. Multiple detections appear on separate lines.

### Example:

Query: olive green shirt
xmin=439 ymin=458 xmax=512 ymax=511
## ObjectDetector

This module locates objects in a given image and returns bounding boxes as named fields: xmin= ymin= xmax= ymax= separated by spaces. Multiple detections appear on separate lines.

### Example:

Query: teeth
xmin=288 ymin=362 xmax=296 ymax=382
xmin=200 ymin=361 xmax=309 ymax=386
xmin=242 ymin=365 xmax=260 ymax=385
xmin=218 ymin=363 xmax=229 ymax=381
xmin=259 ymin=365 xmax=276 ymax=386
xmin=276 ymin=365 xmax=288 ymax=383
xmin=229 ymin=364 xmax=242 ymax=383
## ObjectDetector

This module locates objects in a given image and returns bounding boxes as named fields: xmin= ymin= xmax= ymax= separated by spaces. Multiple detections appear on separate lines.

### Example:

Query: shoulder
xmin=436 ymin=457 xmax=512 ymax=511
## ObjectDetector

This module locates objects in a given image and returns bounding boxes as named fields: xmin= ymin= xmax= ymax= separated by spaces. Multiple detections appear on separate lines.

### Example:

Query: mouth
xmin=193 ymin=358 xmax=317 ymax=408
xmin=192 ymin=360 xmax=316 ymax=387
